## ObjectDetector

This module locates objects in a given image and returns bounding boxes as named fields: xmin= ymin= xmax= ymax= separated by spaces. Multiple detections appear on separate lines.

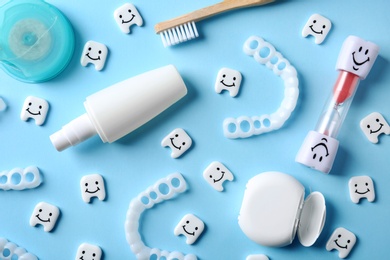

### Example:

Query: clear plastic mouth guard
xmin=223 ymin=36 xmax=299 ymax=139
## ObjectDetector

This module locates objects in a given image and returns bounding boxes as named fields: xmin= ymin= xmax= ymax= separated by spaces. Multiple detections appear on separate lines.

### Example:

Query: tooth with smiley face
xmin=360 ymin=112 xmax=390 ymax=143
xmin=326 ymin=227 xmax=357 ymax=258
xmin=215 ymin=68 xmax=242 ymax=97
xmin=302 ymin=14 xmax=332 ymax=44
xmin=114 ymin=3 xmax=143 ymax=34
xmin=161 ymin=128 xmax=192 ymax=158
xmin=80 ymin=174 xmax=106 ymax=203
xmin=203 ymin=161 xmax=234 ymax=191
xmin=336 ymin=36 xmax=380 ymax=80
xmin=20 ymin=96 xmax=49 ymax=126
xmin=30 ymin=202 xmax=60 ymax=232
xmin=349 ymin=176 xmax=375 ymax=203
xmin=174 ymin=213 xmax=205 ymax=245
xmin=75 ymin=243 xmax=102 ymax=260
xmin=80 ymin=41 xmax=108 ymax=71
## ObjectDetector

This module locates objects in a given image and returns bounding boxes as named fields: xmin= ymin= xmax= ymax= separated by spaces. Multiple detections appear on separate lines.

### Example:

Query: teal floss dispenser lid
xmin=0 ymin=0 xmax=74 ymax=83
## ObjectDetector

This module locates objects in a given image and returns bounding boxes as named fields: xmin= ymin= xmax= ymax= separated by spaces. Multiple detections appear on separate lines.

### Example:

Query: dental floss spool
xmin=50 ymin=65 xmax=188 ymax=151
xmin=0 ymin=0 xmax=74 ymax=83
xmin=239 ymin=172 xmax=326 ymax=247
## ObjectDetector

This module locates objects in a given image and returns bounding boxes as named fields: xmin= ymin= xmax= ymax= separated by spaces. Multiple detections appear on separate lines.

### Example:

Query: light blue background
xmin=1 ymin=0 xmax=389 ymax=259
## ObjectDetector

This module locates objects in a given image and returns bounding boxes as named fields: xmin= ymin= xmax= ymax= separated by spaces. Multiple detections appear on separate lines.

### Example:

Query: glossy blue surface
xmin=0 ymin=0 xmax=389 ymax=259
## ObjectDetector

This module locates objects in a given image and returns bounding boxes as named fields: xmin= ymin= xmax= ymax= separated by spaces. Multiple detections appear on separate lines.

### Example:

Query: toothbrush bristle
xmin=160 ymin=21 xmax=198 ymax=47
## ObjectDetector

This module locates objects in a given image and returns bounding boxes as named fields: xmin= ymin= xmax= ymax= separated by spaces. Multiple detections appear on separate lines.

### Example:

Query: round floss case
xmin=0 ymin=0 xmax=74 ymax=83
xmin=238 ymin=171 xmax=326 ymax=247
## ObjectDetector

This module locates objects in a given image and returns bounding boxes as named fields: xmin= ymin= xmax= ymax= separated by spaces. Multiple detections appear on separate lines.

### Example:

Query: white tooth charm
xmin=75 ymin=243 xmax=102 ymax=260
xmin=114 ymin=3 xmax=143 ymax=34
xmin=30 ymin=202 xmax=60 ymax=232
xmin=20 ymin=96 xmax=49 ymax=126
xmin=360 ymin=112 xmax=390 ymax=143
xmin=161 ymin=128 xmax=192 ymax=158
xmin=215 ymin=68 xmax=242 ymax=97
xmin=80 ymin=41 xmax=108 ymax=71
xmin=302 ymin=14 xmax=332 ymax=44
xmin=80 ymin=174 xmax=106 ymax=203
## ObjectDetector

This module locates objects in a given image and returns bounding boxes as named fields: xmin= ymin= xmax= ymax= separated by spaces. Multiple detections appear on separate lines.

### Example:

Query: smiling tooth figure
xmin=203 ymin=161 xmax=234 ymax=191
xmin=80 ymin=174 xmax=106 ymax=203
xmin=360 ymin=112 xmax=390 ymax=143
xmin=20 ymin=96 xmax=49 ymax=126
xmin=349 ymin=176 xmax=375 ymax=203
xmin=75 ymin=243 xmax=102 ymax=260
xmin=302 ymin=14 xmax=332 ymax=44
xmin=215 ymin=68 xmax=242 ymax=97
xmin=80 ymin=41 xmax=108 ymax=71
xmin=174 ymin=214 xmax=205 ymax=245
xmin=161 ymin=128 xmax=192 ymax=158
xmin=114 ymin=3 xmax=143 ymax=34
xmin=326 ymin=227 xmax=356 ymax=258
xmin=30 ymin=202 xmax=60 ymax=232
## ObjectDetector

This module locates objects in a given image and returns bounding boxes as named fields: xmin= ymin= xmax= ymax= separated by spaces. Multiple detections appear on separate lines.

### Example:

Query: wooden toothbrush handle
xmin=154 ymin=0 xmax=275 ymax=33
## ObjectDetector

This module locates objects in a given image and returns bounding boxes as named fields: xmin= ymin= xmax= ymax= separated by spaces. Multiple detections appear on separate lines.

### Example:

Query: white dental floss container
xmin=238 ymin=171 xmax=326 ymax=247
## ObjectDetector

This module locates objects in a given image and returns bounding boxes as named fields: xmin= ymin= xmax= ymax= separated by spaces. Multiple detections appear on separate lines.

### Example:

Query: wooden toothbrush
xmin=155 ymin=0 xmax=275 ymax=47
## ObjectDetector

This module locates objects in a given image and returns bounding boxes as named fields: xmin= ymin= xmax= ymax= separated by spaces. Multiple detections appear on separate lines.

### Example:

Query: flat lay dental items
xmin=239 ymin=172 xmax=326 ymax=247
xmin=154 ymin=0 xmax=274 ymax=47
xmin=50 ymin=65 xmax=187 ymax=151
xmin=296 ymin=36 xmax=380 ymax=173
xmin=0 ymin=0 xmax=74 ymax=83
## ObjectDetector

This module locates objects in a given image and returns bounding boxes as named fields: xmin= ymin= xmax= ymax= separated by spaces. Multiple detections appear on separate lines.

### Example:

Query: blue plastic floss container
xmin=0 ymin=0 xmax=75 ymax=83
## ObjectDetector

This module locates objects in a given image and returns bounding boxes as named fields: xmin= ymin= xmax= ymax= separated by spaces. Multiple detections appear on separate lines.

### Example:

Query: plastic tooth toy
xmin=302 ymin=14 xmax=332 ymax=44
xmin=80 ymin=41 xmax=108 ymax=71
xmin=20 ymin=96 xmax=49 ymax=126
xmin=114 ymin=3 xmax=143 ymax=34
xmin=75 ymin=243 xmax=102 ymax=260
xmin=215 ymin=68 xmax=242 ymax=97
xmin=360 ymin=112 xmax=390 ymax=143
xmin=30 ymin=201 xmax=60 ymax=232
xmin=349 ymin=175 xmax=375 ymax=203
xmin=296 ymin=36 xmax=380 ymax=173
xmin=326 ymin=227 xmax=357 ymax=258
xmin=161 ymin=128 xmax=193 ymax=158
xmin=203 ymin=161 xmax=234 ymax=191
xmin=174 ymin=214 xmax=205 ymax=245
xmin=80 ymin=174 xmax=106 ymax=203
